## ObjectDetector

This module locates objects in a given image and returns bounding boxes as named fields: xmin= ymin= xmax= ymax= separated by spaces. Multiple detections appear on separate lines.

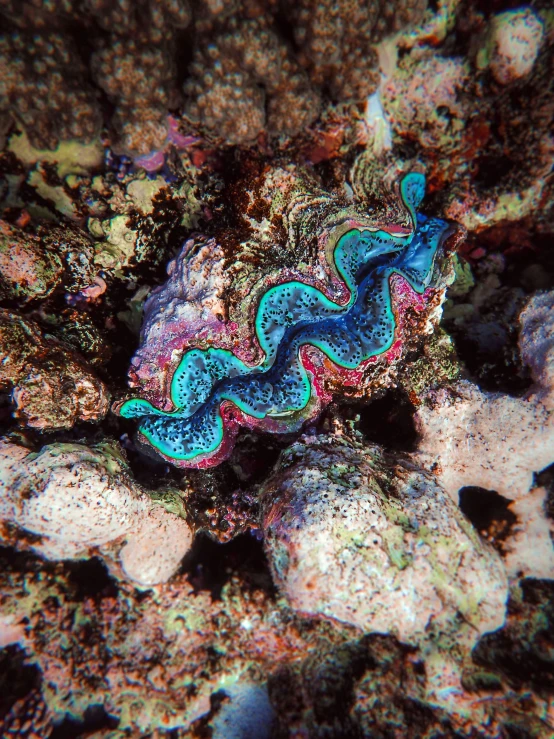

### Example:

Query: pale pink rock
xmin=261 ymin=434 xmax=507 ymax=649
xmin=0 ymin=439 xmax=193 ymax=587
xmin=488 ymin=8 xmax=544 ymax=86
xmin=120 ymin=506 xmax=193 ymax=587
xmin=414 ymin=380 xmax=552 ymax=503
xmin=0 ymin=614 xmax=26 ymax=648
xmin=415 ymin=290 xmax=554 ymax=579
xmin=504 ymin=487 xmax=554 ymax=580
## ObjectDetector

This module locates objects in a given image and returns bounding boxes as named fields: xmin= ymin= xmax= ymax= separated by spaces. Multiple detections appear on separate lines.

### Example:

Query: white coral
xmin=415 ymin=289 xmax=554 ymax=579
xmin=488 ymin=8 xmax=544 ymax=86
xmin=0 ymin=440 xmax=193 ymax=587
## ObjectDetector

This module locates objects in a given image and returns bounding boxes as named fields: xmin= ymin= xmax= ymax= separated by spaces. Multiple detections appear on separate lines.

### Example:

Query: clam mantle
xmin=117 ymin=172 xmax=459 ymax=467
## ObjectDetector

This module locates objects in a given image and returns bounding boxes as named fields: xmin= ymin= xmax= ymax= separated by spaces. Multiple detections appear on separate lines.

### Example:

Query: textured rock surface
xmin=184 ymin=11 xmax=320 ymax=144
xmin=283 ymin=0 xmax=426 ymax=101
xmin=0 ymin=220 xmax=63 ymax=302
xmin=0 ymin=1 xmax=552 ymax=735
xmin=487 ymin=8 xmax=544 ymax=86
xmin=0 ymin=30 xmax=101 ymax=150
xmin=260 ymin=433 xmax=508 ymax=647
xmin=415 ymin=290 xmax=554 ymax=579
xmin=0 ymin=440 xmax=193 ymax=586
xmin=0 ymin=309 xmax=110 ymax=430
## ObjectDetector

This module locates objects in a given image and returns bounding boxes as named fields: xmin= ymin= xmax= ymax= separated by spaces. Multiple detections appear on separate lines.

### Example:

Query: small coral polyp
xmin=119 ymin=174 xmax=453 ymax=467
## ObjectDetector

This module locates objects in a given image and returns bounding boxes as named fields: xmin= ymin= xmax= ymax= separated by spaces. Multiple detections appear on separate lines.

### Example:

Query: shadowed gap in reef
xmin=459 ymin=486 xmax=517 ymax=552
xmin=342 ymin=389 xmax=418 ymax=451
xmin=181 ymin=531 xmax=277 ymax=600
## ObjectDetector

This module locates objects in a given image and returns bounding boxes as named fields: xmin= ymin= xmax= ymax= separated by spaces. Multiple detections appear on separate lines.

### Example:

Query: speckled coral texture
xmin=0 ymin=440 xmax=193 ymax=586
xmin=260 ymin=434 xmax=508 ymax=646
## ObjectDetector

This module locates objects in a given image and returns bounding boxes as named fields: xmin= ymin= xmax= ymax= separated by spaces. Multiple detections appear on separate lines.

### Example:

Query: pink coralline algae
xmin=117 ymin=170 xmax=462 ymax=468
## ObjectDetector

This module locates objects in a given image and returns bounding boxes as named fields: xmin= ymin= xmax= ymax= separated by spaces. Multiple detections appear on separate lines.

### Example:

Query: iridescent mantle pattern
xmin=120 ymin=174 xmax=452 ymax=467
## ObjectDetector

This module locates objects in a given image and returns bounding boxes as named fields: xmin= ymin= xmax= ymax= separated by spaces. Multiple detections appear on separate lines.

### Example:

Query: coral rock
xmin=260 ymin=433 xmax=508 ymax=649
xmin=210 ymin=681 xmax=275 ymax=739
xmin=0 ymin=219 xmax=63 ymax=301
xmin=415 ymin=290 xmax=554 ymax=579
xmin=382 ymin=53 xmax=470 ymax=152
xmin=0 ymin=309 xmax=110 ymax=430
xmin=519 ymin=289 xmax=554 ymax=409
xmin=0 ymin=439 xmax=193 ymax=586
xmin=487 ymin=8 xmax=544 ymax=86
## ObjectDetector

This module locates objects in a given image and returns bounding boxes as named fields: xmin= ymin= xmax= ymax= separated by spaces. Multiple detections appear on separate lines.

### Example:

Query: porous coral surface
xmin=260 ymin=434 xmax=508 ymax=657
xmin=0 ymin=439 xmax=193 ymax=586
xmin=0 ymin=0 xmax=553 ymax=736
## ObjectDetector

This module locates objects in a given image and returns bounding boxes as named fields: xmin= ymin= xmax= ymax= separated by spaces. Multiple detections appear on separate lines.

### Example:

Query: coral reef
xmin=184 ymin=8 xmax=321 ymax=144
xmin=415 ymin=289 xmax=554 ymax=580
xmin=375 ymin=5 xmax=553 ymax=234
xmin=118 ymin=171 xmax=461 ymax=467
xmin=284 ymin=0 xmax=426 ymax=101
xmin=0 ymin=29 xmax=101 ymax=151
xmin=0 ymin=0 xmax=553 ymax=736
xmin=0 ymin=545 xmax=347 ymax=733
xmin=0 ymin=439 xmax=192 ymax=586
xmin=0 ymin=310 xmax=109 ymax=430
xmin=91 ymin=39 xmax=177 ymax=160
xmin=260 ymin=431 xmax=508 ymax=710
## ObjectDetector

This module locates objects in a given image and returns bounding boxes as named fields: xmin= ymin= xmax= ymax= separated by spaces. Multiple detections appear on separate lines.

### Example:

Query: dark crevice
xmin=442 ymin=218 xmax=554 ymax=395
xmin=229 ymin=429 xmax=290 ymax=485
xmin=459 ymin=486 xmax=517 ymax=552
xmin=0 ymin=646 xmax=41 ymax=721
xmin=342 ymin=390 xmax=418 ymax=452
xmin=535 ymin=463 xmax=554 ymax=522
xmin=473 ymin=155 xmax=517 ymax=190
xmin=472 ymin=579 xmax=554 ymax=694
xmin=181 ymin=531 xmax=276 ymax=599
xmin=64 ymin=557 xmax=118 ymax=602
xmin=49 ymin=705 xmax=119 ymax=739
